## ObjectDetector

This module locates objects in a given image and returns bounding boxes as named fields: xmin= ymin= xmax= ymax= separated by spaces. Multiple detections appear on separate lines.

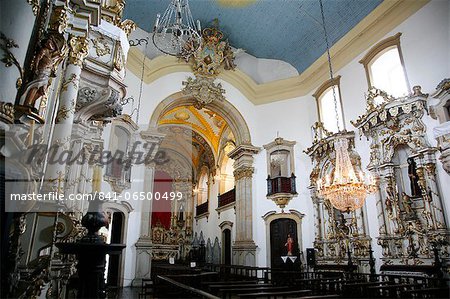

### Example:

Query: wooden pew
xmin=342 ymin=281 xmax=391 ymax=298
xmin=154 ymin=275 xmax=220 ymax=298
xmin=138 ymin=278 xmax=153 ymax=299
xmin=210 ymin=283 xmax=273 ymax=294
xmin=401 ymin=286 xmax=450 ymax=298
xmin=367 ymin=283 xmax=419 ymax=298
xmin=201 ymin=280 xmax=258 ymax=286
xmin=220 ymin=286 xmax=289 ymax=298
xmin=238 ymin=289 xmax=312 ymax=298
xmin=297 ymin=296 xmax=341 ymax=299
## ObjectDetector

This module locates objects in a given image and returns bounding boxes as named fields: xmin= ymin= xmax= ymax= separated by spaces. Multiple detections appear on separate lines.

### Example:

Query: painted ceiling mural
xmin=158 ymin=105 xmax=234 ymax=158
xmin=124 ymin=0 xmax=383 ymax=72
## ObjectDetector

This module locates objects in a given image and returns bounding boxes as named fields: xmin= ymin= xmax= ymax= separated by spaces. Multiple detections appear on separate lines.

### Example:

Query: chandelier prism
xmin=152 ymin=0 xmax=202 ymax=57
xmin=315 ymin=0 xmax=376 ymax=212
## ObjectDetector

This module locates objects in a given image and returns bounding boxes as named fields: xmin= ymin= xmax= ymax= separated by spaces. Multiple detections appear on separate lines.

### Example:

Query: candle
xmin=154 ymin=14 xmax=160 ymax=29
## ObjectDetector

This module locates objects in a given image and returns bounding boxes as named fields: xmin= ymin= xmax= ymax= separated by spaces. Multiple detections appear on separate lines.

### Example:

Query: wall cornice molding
xmin=126 ymin=0 xmax=429 ymax=105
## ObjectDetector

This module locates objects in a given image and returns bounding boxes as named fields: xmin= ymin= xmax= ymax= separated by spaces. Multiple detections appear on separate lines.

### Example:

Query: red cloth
xmin=151 ymin=171 xmax=173 ymax=229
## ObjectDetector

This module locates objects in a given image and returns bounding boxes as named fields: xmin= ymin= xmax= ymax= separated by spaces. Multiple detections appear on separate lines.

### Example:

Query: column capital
xmin=233 ymin=166 xmax=254 ymax=180
xmin=68 ymin=36 xmax=89 ymax=66
xmin=140 ymin=128 xmax=166 ymax=144
xmin=228 ymin=144 xmax=260 ymax=161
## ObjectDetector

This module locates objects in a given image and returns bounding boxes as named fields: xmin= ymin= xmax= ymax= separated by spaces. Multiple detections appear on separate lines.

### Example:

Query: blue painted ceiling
xmin=124 ymin=0 xmax=383 ymax=73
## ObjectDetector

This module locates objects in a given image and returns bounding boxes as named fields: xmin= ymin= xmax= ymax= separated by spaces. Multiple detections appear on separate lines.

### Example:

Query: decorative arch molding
xmin=219 ymin=220 xmax=234 ymax=231
xmin=103 ymin=200 xmax=134 ymax=215
xmin=149 ymin=92 xmax=252 ymax=147
xmin=262 ymin=210 xmax=305 ymax=267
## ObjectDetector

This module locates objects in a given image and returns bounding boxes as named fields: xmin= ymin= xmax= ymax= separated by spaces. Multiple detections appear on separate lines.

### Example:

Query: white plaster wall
xmin=0 ymin=0 xmax=36 ymax=103
xmin=118 ymin=0 xmax=449 ymax=276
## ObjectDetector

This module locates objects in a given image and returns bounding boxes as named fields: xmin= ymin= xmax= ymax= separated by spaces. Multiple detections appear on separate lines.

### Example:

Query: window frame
xmin=359 ymin=32 xmax=410 ymax=93
xmin=313 ymin=75 xmax=345 ymax=133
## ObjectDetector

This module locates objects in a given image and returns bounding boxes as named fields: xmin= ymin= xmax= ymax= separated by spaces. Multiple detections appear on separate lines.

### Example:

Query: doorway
xmin=270 ymin=218 xmax=298 ymax=269
xmin=107 ymin=212 xmax=124 ymax=287
xmin=222 ymin=228 xmax=232 ymax=265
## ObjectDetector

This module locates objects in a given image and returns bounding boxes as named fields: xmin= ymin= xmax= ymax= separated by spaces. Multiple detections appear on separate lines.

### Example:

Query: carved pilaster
xmin=228 ymin=144 xmax=259 ymax=266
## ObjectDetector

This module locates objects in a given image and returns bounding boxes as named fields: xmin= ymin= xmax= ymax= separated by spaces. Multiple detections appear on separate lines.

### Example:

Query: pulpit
xmin=56 ymin=211 xmax=125 ymax=298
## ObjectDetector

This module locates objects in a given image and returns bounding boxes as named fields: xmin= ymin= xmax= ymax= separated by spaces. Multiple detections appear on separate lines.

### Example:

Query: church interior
xmin=1 ymin=0 xmax=450 ymax=298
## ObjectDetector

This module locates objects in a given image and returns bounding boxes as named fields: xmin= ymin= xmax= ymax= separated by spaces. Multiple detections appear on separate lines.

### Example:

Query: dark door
xmin=107 ymin=212 xmax=124 ymax=287
xmin=270 ymin=218 xmax=298 ymax=269
xmin=223 ymin=229 xmax=231 ymax=265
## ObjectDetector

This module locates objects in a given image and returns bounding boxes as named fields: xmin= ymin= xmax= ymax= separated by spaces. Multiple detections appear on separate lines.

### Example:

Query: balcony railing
xmin=267 ymin=174 xmax=297 ymax=196
xmin=218 ymin=188 xmax=236 ymax=208
xmin=196 ymin=201 xmax=208 ymax=216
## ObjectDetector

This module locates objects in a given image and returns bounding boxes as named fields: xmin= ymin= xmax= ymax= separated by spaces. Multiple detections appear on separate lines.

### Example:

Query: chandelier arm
xmin=153 ymin=0 xmax=201 ymax=57
xmin=319 ymin=0 xmax=341 ymax=132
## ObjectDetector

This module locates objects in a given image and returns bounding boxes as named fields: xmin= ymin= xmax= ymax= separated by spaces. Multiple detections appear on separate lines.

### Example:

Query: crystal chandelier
xmin=152 ymin=0 xmax=202 ymax=57
xmin=316 ymin=0 xmax=376 ymax=212
xmin=317 ymin=138 xmax=376 ymax=212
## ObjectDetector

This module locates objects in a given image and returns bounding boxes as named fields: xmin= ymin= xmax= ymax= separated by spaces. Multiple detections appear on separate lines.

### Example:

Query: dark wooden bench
xmin=221 ymin=286 xmax=289 ymax=298
xmin=238 ymin=289 xmax=311 ymax=298
xmin=342 ymin=281 xmax=391 ymax=297
xmin=216 ymin=284 xmax=278 ymax=298
xmin=138 ymin=278 xmax=153 ymax=299
xmin=401 ymin=287 xmax=450 ymax=298
xmin=201 ymin=280 xmax=258 ymax=286
xmin=368 ymin=283 xmax=418 ymax=298
xmin=154 ymin=275 xmax=220 ymax=298
xmin=297 ymin=295 xmax=340 ymax=299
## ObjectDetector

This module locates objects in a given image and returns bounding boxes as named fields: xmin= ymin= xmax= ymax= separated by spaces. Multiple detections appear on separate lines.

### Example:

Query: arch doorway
xmin=270 ymin=218 xmax=299 ymax=268
xmin=263 ymin=210 xmax=304 ymax=269
xmin=107 ymin=211 xmax=124 ymax=287
xmin=222 ymin=228 xmax=232 ymax=265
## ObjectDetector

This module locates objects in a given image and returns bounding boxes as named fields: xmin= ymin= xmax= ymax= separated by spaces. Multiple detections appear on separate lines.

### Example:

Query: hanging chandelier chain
xmin=319 ymin=0 xmax=341 ymax=132
xmin=136 ymin=35 xmax=149 ymax=125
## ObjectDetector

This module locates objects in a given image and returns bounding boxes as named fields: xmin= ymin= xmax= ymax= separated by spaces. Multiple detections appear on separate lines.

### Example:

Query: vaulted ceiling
xmin=123 ymin=0 xmax=383 ymax=73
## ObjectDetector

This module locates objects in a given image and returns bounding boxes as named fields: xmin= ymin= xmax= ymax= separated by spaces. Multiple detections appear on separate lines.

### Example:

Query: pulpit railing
xmin=196 ymin=201 xmax=208 ymax=216
xmin=218 ymin=188 xmax=236 ymax=208
xmin=267 ymin=174 xmax=297 ymax=196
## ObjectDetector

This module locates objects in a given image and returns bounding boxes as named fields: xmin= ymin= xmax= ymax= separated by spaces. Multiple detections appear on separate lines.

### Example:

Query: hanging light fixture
xmin=316 ymin=0 xmax=376 ymax=212
xmin=152 ymin=0 xmax=202 ymax=57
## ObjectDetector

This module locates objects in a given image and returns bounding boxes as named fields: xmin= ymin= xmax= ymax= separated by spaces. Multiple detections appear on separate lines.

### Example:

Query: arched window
xmin=313 ymin=76 xmax=344 ymax=133
xmin=197 ymin=167 xmax=209 ymax=205
xmin=360 ymin=33 xmax=409 ymax=98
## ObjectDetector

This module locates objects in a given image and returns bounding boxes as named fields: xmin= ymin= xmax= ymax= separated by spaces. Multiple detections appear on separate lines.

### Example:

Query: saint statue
xmin=407 ymin=158 xmax=422 ymax=197
xmin=285 ymin=234 xmax=294 ymax=256
xmin=402 ymin=192 xmax=414 ymax=216
xmin=19 ymin=34 xmax=65 ymax=109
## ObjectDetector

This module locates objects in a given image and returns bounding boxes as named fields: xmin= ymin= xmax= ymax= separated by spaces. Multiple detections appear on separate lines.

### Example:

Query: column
xmin=133 ymin=129 xmax=164 ymax=286
xmin=229 ymin=144 xmax=260 ymax=266
xmin=43 ymin=35 xmax=89 ymax=196
xmin=416 ymin=150 xmax=446 ymax=230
